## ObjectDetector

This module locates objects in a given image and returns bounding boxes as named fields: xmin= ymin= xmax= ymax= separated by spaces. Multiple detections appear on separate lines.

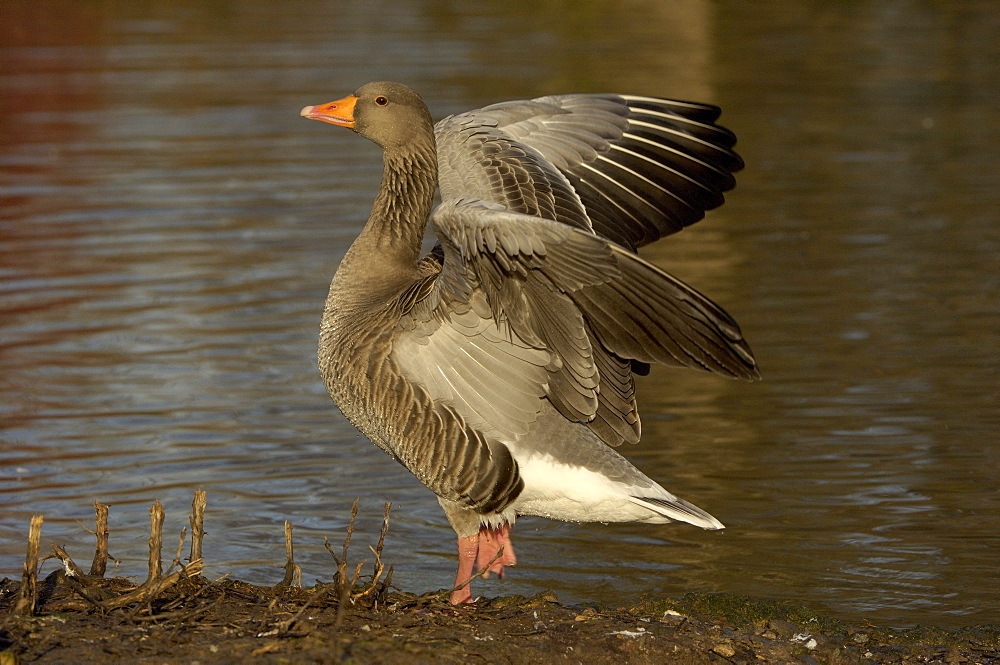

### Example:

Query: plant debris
xmin=2 ymin=494 xmax=997 ymax=664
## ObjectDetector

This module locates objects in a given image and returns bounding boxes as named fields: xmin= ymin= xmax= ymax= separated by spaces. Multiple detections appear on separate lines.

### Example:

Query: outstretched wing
xmin=393 ymin=199 xmax=758 ymax=467
xmin=435 ymin=93 xmax=743 ymax=251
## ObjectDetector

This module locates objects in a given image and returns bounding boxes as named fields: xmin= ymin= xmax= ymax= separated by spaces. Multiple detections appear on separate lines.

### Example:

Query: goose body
xmin=301 ymin=82 xmax=757 ymax=603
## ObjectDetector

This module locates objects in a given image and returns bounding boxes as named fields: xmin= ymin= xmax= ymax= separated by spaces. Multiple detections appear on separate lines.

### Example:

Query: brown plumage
xmin=301 ymin=81 xmax=757 ymax=604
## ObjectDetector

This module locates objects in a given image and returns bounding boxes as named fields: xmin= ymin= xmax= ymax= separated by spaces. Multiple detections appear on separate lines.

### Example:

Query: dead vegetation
xmin=2 ymin=493 xmax=998 ymax=664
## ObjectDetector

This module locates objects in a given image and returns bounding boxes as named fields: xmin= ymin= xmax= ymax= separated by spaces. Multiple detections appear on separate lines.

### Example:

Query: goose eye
xmin=375 ymin=96 xmax=388 ymax=106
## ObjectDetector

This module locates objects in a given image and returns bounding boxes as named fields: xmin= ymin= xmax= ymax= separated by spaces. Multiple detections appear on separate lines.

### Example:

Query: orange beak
xmin=300 ymin=95 xmax=358 ymax=127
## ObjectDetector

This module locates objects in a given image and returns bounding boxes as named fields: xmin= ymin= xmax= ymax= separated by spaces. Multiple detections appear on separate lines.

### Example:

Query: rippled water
xmin=2 ymin=1 xmax=997 ymax=628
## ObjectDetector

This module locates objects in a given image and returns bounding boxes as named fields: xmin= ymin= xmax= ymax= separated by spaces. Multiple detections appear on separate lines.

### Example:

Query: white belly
xmin=508 ymin=448 xmax=671 ymax=523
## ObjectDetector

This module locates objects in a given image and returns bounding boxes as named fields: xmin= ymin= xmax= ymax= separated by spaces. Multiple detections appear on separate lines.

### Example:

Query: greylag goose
xmin=301 ymin=82 xmax=758 ymax=604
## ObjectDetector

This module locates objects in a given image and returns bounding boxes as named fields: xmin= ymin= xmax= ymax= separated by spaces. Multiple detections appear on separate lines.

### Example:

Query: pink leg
xmin=449 ymin=532 xmax=479 ymax=604
xmin=448 ymin=524 xmax=518 ymax=605
xmin=476 ymin=524 xmax=516 ymax=579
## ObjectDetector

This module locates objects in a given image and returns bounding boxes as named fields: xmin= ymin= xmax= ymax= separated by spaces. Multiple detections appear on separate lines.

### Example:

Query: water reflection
xmin=2 ymin=0 xmax=997 ymax=628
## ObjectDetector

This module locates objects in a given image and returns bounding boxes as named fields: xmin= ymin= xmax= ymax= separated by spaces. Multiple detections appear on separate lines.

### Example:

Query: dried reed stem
xmin=170 ymin=527 xmax=188 ymax=572
xmin=146 ymin=501 xmax=165 ymax=584
xmin=353 ymin=502 xmax=392 ymax=601
xmin=189 ymin=490 xmax=206 ymax=568
xmin=11 ymin=515 xmax=43 ymax=616
xmin=275 ymin=520 xmax=301 ymax=589
xmin=342 ymin=499 xmax=359 ymax=570
xmin=324 ymin=498 xmax=362 ymax=596
xmin=89 ymin=501 xmax=110 ymax=576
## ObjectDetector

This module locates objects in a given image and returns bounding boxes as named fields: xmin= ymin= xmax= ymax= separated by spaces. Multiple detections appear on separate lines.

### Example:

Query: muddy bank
xmin=2 ymin=497 xmax=996 ymax=663
xmin=2 ymin=575 xmax=998 ymax=664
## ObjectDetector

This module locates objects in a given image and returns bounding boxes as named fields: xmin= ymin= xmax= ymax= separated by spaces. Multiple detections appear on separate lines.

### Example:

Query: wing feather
xmin=409 ymin=199 xmax=758 ymax=450
xmin=436 ymin=92 xmax=744 ymax=250
xmin=394 ymin=304 xmax=551 ymax=443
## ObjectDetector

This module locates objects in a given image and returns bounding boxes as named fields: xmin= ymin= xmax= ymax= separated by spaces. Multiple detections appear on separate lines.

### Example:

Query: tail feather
xmin=629 ymin=495 xmax=725 ymax=530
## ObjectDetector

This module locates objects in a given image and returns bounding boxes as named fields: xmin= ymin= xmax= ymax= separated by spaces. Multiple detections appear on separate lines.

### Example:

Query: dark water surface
xmin=2 ymin=1 xmax=997 ymax=628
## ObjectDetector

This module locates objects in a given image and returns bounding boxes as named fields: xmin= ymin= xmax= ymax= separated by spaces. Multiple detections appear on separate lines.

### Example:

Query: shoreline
xmin=3 ymin=576 xmax=997 ymax=664
xmin=3 ymin=497 xmax=995 ymax=663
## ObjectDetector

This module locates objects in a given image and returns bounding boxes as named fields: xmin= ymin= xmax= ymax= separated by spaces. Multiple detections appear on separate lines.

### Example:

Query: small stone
xmin=767 ymin=619 xmax=799 ymax=639
xmin=712 ymin=643 xmax=736 ymax=658
xmin=660 ymin=610 xmax=686 ymax=623
xmin=944 ymin=646 xmax=968 ymax=664
xmin=791 ymin=632 xmax=819 ymax=649
xmin=534 ymin=591 xmax=558 ymax=603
